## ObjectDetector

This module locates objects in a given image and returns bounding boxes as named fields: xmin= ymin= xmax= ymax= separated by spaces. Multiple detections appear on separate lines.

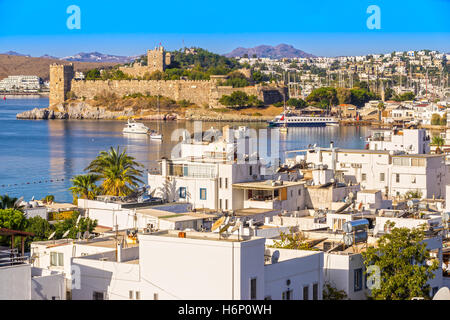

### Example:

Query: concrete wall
xmin=31 ymin=268 xmax=66 ymax=300
xmin=0 ymin=264 xmax=31 ymax=299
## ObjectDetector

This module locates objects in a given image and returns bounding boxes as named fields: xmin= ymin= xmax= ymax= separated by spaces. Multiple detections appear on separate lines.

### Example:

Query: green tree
xmin=53 ymin=212 xmax=97 ymax=239
xmin=287 ymin=98 xmax=307 ymax=109
xmin=336 ymin=88 xmax=352 ymax=105
xmin=41 ymin=195 xmax=55 ymax=204
xmin=440 ymin=113 xmax=447 ymax=126
xmin=0 ymin=194 xmax=24 ymax=211
xmin=431 ymin=114 xmax=441 ymax=125
xmin=0 ymin=209 xmax=28 ymax=248
xmin=431 ymin=136 xmax=445 ymax=153
xmin=85 ymin=68 xmax=101 ymax=80
xmin=271 ymin=228 xmax=318 ymax=250
xmin=323 ymin=283 xmax=348 ymax=300
xmin=69 ymin=174 xmax=101 ymax=202
xmin=85 ymin=146 xmax=144 ymax=196
xmin=306 ymin=87 xmax=338 ymax=108
xmin=362 ymin=224 xmax=438 ymax=300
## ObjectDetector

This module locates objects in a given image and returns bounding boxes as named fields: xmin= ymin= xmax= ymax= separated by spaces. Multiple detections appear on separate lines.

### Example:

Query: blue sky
xmin=0 ymin=0 xmax=449 ymax=57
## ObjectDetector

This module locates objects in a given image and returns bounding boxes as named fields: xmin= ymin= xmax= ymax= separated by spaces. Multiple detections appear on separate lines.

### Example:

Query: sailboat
xmin=150 ymin=94 xmax=163 ymax=140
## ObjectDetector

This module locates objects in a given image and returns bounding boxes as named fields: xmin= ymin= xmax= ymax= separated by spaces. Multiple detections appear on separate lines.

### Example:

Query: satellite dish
xmin=48 ymin=231 xmax=56 ymax=240
xmin=432 ymin=287 xmax=450 ymax=300
xmin=14 ymin=196 xmax=24 ymax=207
xmin=271 ymin=250 xmax=280 ymax=264
xmin=219 ymin=222 xmax=231 ymax=234
xmin=76 ymin=215 xmax=81 ymax=226
xmin=62 ymin=229 xmax=70 ymax=238
xmin=230 ymin=220 xmax=242 ymax=234
xmin=211 ymin=216 xmax=226 ymax=232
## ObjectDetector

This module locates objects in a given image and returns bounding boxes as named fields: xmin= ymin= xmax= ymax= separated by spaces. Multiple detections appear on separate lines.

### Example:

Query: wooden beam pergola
xmin=0 ymin=228 xmax=35 ymax=257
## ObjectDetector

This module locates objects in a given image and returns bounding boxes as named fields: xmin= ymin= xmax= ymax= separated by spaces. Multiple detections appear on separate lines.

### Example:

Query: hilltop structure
xmin=49 ymin=46 xmax=286 ymax=108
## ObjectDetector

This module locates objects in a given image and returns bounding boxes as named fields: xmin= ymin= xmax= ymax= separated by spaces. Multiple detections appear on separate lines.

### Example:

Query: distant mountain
xmin=225 ymin=44 xmax=316 ymax=59
xmin=40 ymin=54 xmax=59 ymax=60
xmin=61 ymin=52 xmax=137 ymax=63
xmin=2 ymin=51 xmax=31 ymax=57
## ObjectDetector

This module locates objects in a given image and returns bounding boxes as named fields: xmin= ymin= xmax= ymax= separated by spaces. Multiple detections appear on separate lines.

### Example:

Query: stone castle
xmin=49 ymin=46 xmax=286 ymax=108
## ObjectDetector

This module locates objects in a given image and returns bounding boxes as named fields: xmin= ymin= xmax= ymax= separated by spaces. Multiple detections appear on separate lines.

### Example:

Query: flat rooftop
xmin=143 ymin=229 xmax=258 ymax=243
xmin=233 ymin=180 xmax=304 ymax=190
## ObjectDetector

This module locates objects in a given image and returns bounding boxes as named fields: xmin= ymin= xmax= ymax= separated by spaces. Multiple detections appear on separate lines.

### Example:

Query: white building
xmin=367 ymin=128 xmax=430 ymax=154
xmin=71 ymin=230 xmax=324 ymax=300
xmin=0 ymin=75 xmax=42 ymax=92
xmin=304 ymin=147 xmax=446 ymax=199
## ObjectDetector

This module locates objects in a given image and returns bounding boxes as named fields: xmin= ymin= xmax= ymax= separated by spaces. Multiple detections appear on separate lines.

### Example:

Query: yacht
xmin=268 ymin=113 xmax=338 ymax=127
xmin=123 ymin=119 xmax=150 ymax=134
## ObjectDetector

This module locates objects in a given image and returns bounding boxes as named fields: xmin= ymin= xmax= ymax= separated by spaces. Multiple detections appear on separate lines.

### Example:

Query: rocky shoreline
xmin=16 ymin=102 xmax=274 ymax=122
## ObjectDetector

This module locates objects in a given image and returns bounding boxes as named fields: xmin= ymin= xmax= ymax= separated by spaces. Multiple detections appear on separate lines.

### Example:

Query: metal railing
xmin=0 ymin=249 xmax=28 ymax=267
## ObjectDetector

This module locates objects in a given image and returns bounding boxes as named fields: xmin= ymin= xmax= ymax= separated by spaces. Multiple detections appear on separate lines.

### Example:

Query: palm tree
xmin=85 ymin=146 xmax=144 ymax=196
xmin=431 ymin=136 xmax=444 ymax=154
xmin=69 ymin=174 xmax=101 ymax=201
xmin=0 ymin=194 xmax=24 ymax=211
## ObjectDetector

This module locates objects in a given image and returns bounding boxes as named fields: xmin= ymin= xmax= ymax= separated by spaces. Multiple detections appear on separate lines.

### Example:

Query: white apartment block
xmin=0 ymin=75 xmax=42 ymax=92
xmin=304 ymin=148 xmax=446 ymax=199
xmin=367 ymin=128 xmax=430 ymax=154
xmin=71 ymin=230 xmax=324 ymax=300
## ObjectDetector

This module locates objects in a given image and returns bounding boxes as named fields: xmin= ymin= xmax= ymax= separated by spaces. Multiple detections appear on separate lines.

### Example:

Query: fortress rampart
xmin=50 ymin=64 xmax=286 ymax=108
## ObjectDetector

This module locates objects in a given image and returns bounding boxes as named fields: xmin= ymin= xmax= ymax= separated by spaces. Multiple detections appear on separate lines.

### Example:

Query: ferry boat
xmin=268 ymin=113 xmax=338 ymax=127
xmin=123 ymin=119 xmax=150 ymax=134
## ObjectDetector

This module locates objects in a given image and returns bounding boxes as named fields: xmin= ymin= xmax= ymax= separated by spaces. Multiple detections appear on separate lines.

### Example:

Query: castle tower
xmin=147 ymin=46 xmax=170 ymax=73
xmin=49 ymin=63 xmax=74 ymax=106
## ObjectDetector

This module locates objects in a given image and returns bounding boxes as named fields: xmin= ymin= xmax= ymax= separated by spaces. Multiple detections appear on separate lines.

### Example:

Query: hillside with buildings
xmin=0 ymin=54 xmax=116 ymax=81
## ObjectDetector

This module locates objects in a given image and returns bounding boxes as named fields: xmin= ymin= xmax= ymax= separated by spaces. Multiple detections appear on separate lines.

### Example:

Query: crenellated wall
xmin=71 ymin=79 xmax=212 ymax=106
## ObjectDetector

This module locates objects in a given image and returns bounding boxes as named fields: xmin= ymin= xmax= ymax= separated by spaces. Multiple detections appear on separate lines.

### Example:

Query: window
xmin=380 ymin=173 xmax=385 ymax=182
xmin=179 ymin=187 xmax=186 ymax=199
xmin=396 ymin=174 xmax=400 ymax=183
xmin=411 ymin=176 xmax=416 ymax=184
xmin=361 ymin=174 xmax=366 ymax=182
xmin=153 ymin=293 xmax=158 ymax=300
xmin=129 ymin=291 xmax=133 ymax=299
xmin=219 ymin=178 xmax=222 ymax=189
xmin=250 ymin=278 xmax=257 ymax=300
xmin=225 ymin=199 xmax=228 ymax=210
xmin=50 ymin=252 xmax=63 ymax=266
xmin=393 ymin=157 xmax=410 ymax=166
xmin=135 ymin=291 xmax=140 ymax=300
xmin=312 ymin=283 xmax=318 ymax=300
xmin=225 ymin=178 xmax=228 ymax=189
xmin=298 ymin=189 xmax=301 ymax=196
xmin=282 ymin=290 xmax=292 ymax=300
xmin=200 ymin=188 xmax=207 ymax=200
xmin=264 ymin=296 xmax=272 ymax=300
xmin=219 ymin=199 xmax=222 ymax=209
xmin=249 ymin=166 xmax=252 ymax=176
xmin=93 ymin=291 xmax=104 ymax=300
xmin=303 ymin=286 xmax=309 ymax=300
xmin=354 ymin=268 xmax=363 ymax=292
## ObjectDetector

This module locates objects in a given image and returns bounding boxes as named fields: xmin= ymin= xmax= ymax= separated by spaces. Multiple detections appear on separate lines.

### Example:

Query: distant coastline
xmin=1 ymin=92 xmax=49 ymax=99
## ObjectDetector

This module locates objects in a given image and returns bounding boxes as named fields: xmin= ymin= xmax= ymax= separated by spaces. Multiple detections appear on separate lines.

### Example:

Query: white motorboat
xmin=123 ymin=119 xmax=150 ymax=134
xmin=150 ymin=131 xmax=162 ymax=140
